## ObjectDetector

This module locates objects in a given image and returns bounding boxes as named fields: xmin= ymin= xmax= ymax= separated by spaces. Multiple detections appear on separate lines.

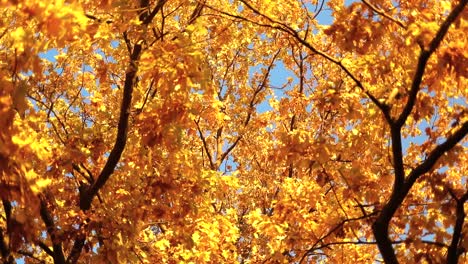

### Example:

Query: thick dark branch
xmin=396 ymin=0 xmax=467 ymax=128
xmin=66 ymin=236 xmax=85 ymax=264
xmin=371 ymin=2 xmax=467 ymax=262
xmin=0 ymin=200 xmax=12 ymax=263
xmin=39 ymin=197 xmax=66 ymax=264
xmin=36 ymin=240 xmax=54 ymax=257
xmin=2 ymin=200 xmax=11 ymax=221
xmin=447 ymin=190 xmax=468 ymax=263
xmin=81 ymin=44 xmax=141 ymax=210
xmin=80 ymin=0 xmax=164 ymax=210
xmin=390 ymin=125 xmax=405 ymax=193
xmin=373 ymin=121 xmax=468 ymax=264
xmin=71 ymin=40 xmax=143 ymax=262
xmin=69 ymin=1 xmax=159 ymax=262
xmin=143 ymin=0 xmax=168 ymax=25
xmin=406 ymin=120 xmax=468 ymax=187
xmin=0 ymin=230 xmax=10 ymax=263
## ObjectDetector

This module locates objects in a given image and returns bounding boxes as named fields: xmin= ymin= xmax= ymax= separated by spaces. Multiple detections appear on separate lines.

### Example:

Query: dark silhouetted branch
xmin=39 ymin=197 xmax=66 ymax=264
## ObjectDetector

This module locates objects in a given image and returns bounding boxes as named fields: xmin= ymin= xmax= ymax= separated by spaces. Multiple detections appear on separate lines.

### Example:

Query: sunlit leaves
xmin=0 ymin=0 xmax=466 ymax=263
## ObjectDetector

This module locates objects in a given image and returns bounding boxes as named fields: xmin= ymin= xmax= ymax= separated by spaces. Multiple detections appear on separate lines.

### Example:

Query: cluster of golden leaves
xmin=0 ymin=0 xmax=466 ymax=263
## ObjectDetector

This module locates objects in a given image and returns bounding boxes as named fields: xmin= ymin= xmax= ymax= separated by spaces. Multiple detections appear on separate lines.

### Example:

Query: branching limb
xmin=374 ymin=120 xmax=468 ymax=264
xmin=39 ymin=196 xmax=66 ymax=264
xmin=300 ymin=212 xmax=378 ymax=263
xmin=80 ymin=0 xmax=164 ymax=211
xmin=68 ymin=0 xmax=165 ymax=262
xmin=216 ymin=49 xmax=281 ymax=168
xmin=372 ymin=1 xmax=467 ymax=262
xmin=395 ymin=0 xmax=467 ymax=128
xmin=143 ymin=0 xmax=168 ymax=25
xmin=446 ymin=188 xmax=468 ymax=263
xmin=208 ymin=1 xmax=391 ymax=120
xmin=406 ymin=121 xmax=468 ymax=188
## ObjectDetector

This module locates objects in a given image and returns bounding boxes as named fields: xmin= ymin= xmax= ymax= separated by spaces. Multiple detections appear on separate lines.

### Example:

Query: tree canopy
xmin=0 ymin=0 xmax=467 ymax=263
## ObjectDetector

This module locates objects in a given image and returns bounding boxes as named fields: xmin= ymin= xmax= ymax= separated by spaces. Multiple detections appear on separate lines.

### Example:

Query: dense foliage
xmin=0 ymin=0 xmax=467 ymax=263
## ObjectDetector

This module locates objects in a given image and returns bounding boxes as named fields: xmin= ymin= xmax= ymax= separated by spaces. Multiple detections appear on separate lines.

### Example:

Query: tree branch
xmin=215 ymin=1 xmax=392 ymax=120
xmin=195 ymin=119 xmax=215 ymax=170
xmin=188 ymin=0 xmax=205 ymax=24
xmin=447 ymin=189 xmax=468 ymax=263
xmin=307 ymin=238 xmax=448 ymax=252
xmin=395 ymin=0 xmax=467 ymax=128
xmin=69 ymin=0 xmax=164 ymax=262
xmin=17 ymin=249 xmax=46 ymax=263
xmin=66 ymin=235 xmax=85 ymax=264
xmin=39 ymin=196 xmax=66 ymax=264
xmin=37 ymin=240 xmax=55 ymax=257
xmin=0 ymin=200 xmax=13 ymax=263
xmin=301 ymin=212 xmax=377 ymax=263
xmin=406 ymin=120 xmax=468 ymax=187
xmin=390 ymin=124 xmax=405 ymax=193
xmin=361 ymin=0 xmax=406 ymax=29
xmin=371 ymin=1 xmax=467 ymax=262
xmin=217 ymin=49 xmax=281 ymax=168
xmin=373 ymin=121 xmax=468 ymax=264
xmin=143 ymin=0 xmax=168 ymax=25
xmin=80 ymin=0 xmax=165 ymax=212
